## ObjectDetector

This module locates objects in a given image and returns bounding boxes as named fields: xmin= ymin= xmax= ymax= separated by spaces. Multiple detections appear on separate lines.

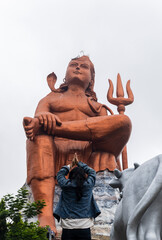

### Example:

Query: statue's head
xmin=56 ymin=55 xmax=97 ymax=101
xmin=68 ymin=55 xmax=95 ymax=81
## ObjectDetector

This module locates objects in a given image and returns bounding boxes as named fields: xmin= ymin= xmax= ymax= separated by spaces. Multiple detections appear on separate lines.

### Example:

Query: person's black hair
xmin=69 ymin=167 xmax=86 ymax=201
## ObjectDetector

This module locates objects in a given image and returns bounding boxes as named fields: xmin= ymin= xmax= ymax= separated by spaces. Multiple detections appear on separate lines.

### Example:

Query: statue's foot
xmin=38 ymin=215 xmax=57 ymax=235
xmin=23 ymin=117 xmax=40 ymax=141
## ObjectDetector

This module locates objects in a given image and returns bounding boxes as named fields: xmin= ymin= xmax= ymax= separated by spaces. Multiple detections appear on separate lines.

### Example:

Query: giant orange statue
xmin=23 ymin=55 xmax=132 ymax=234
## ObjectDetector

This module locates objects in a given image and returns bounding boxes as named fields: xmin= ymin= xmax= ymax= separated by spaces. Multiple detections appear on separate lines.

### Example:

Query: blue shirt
xmin=54 ymin=161 xmax=101 ymax=221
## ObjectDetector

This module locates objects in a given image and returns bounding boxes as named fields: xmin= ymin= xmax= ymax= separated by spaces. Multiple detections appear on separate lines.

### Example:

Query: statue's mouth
xmin=73 ymin=71 xmax=82 ymax=74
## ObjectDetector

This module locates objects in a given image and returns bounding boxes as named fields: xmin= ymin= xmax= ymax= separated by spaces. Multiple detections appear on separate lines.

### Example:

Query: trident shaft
xmin=107 ymin=73 xmax=134 ymax=170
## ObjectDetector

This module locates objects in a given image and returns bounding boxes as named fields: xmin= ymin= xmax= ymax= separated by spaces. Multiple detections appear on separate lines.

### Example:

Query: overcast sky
xmin=0 ymin=0 xmax=162 ymax=198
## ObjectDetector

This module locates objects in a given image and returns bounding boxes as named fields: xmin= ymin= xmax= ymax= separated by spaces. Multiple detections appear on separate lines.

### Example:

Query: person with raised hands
xmin=54 ymin=153 xmax=101 ymax=240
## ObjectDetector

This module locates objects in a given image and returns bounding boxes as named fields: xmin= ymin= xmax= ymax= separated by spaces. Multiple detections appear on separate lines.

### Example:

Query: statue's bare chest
xmin=49 ymin=94 xmax=96 ymax=119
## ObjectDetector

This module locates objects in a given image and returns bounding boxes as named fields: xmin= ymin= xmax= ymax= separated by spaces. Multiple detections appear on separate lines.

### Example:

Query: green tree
xmin=0 ymin=188 xmax=48 ymax=240
xmin=0 ymin=199 xmax=8 ymax=240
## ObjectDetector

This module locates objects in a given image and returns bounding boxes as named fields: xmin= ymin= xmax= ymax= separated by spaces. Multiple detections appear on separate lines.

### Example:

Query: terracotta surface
xmin=23 ymin=56 xmax=132 ymax=233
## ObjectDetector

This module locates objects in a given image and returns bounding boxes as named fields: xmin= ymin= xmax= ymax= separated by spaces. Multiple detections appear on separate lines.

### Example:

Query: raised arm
xmin=56 ymin=165 xmax=71 ymax=189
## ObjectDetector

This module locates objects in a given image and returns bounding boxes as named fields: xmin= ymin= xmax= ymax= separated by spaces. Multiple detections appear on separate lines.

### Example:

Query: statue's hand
xmin=35 ymin=112 xmax=62 ymax=135
xmin=23 ymin=117 xmax=40 ymax=141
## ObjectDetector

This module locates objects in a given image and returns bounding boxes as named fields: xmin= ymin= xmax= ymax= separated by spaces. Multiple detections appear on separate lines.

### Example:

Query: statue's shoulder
xmin=38 ymin=91 xmax=61 ymax=105
xmin=87 ymin=97 xmax=113 ymax=115
xmin=45 ymin=91 xmax=62 ymax=99
xmin=87 ymin=97 xmax=104 ymax=114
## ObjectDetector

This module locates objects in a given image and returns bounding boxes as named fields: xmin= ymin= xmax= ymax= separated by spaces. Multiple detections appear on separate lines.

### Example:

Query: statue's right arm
xmin=34 ymin=96 xmax=62 ymax=135
xmin=23 ymin=95 xmax=62 ymax=140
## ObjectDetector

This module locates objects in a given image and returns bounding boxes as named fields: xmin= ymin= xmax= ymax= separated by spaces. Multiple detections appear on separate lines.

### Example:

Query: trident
xmin=107 ymin=74 xmax=134 ymax=170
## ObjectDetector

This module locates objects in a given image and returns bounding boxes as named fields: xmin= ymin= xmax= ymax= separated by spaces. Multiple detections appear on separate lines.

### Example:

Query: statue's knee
xmin=33 ymin=135 xmax=53 ymax=145
xmin=27 ymin=135 xmax=55 ymax=150
xmin=119 ymin=115 xmax=132 ymax=134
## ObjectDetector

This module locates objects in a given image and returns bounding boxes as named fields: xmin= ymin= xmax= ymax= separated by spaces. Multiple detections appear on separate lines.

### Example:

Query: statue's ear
xmin=47 ymin=72 xmax=57 ymax=91
xmin=134 ymin=163 xmax=140 ymax=169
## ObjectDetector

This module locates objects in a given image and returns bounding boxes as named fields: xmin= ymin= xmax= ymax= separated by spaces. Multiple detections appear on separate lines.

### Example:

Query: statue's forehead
xmin=68 ymin=59 xmax=91 ymax=66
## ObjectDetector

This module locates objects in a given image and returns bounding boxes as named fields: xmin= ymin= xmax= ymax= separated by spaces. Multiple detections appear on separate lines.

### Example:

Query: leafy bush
xmin=0 ymin=188 xmax=48 ymax=240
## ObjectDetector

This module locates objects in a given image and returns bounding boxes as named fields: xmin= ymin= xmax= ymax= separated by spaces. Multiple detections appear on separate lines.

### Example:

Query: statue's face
xmin=65 ymin=59 xmax=92 ymax=89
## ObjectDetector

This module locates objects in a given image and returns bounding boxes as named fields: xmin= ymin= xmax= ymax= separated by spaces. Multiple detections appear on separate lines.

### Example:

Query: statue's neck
xmin=67 ymin=84 xmax=86 ymax=96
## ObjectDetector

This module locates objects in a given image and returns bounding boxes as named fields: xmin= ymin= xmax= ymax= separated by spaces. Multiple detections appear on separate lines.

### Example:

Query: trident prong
xmin=107 ymin=73 xmax=134 ymax=170
xmin=107 ymin=74 xmax=134 ymax=112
